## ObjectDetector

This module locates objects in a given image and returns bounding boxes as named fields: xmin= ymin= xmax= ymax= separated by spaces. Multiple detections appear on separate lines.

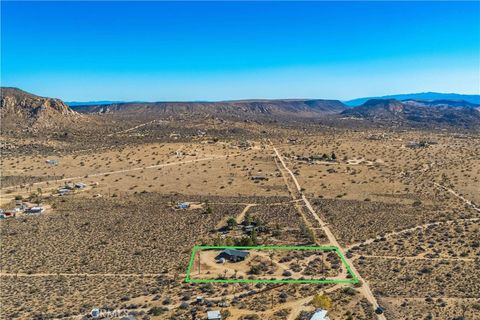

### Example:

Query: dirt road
xmin=107 ymin=119 xmax=159 ymax=137
xmin=1 ymin=154 xmax=233 ymax=193
xmin=433 ymin=182 xmax=480 ymax=213
xmin=271 ymin=143 xmax=386 ymax=319
xmin=346 ymin=217 xmax=480 ymax=250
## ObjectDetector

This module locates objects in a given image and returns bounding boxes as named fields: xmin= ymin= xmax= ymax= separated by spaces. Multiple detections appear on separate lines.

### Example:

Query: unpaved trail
xmin=357 ymin=255 xmax=476 ymax=262
xmin=1 ymin=154 xmax=233 ymax=193
xmin=271 ymin=143 xmax=386 ymax=319
xmin=107 ymin=119 xmax=158 ymax=137
xmin=433 ymin=182 xmax=480 ymax=213
xmin=346 ymin=217 xmax=480 ymax=251
xmin=236 ymin=203 xmax=255 ymax=224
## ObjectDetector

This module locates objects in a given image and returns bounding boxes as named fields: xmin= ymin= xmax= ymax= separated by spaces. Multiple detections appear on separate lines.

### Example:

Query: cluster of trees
xmin=212 ymin=232 xmax=258 ymax=247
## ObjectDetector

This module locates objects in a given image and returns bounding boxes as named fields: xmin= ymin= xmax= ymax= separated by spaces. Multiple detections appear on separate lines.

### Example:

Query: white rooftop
xmin=311 ymin=309 xmax=329 ymax=320
xmin=207 ymin=310 xmax=221 ymax=319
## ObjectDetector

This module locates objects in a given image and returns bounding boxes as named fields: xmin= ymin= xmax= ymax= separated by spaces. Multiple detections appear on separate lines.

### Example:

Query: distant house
xmin=176 ymin=202 xmax=190 ymax=209
xmin=46 ymin=159 xmax=59 ymax=165
xmin=296 ymin=156 xmax=310 ymax=162
xmin=244 ymin=225 xmax=255 ymax=233
xmin=27 ymin=207 xmax=44 ymax=215
xmin=310 ymin=155 xmax=325 ymax=161
xmin=215 ymin=249 xmax=249 ymax=262
xmin=207 ymin=310 xmax=222 ymax=320
xmin=406 ymin=141 xmax=428 ymax=149
xmin=238 ymin=141 xmax=250 ymax=149
xmin=75 ymin=182 xmax=86 ymax=189
xmin=310 ymin=309 xmax=330 ymax=320
xmin=58 ymin=188 xmax=71 ymax=195
xmin=64 ymin=183 xmax=76 ymax=190
xmin=406 ymin=142 xmax=421 ymax=149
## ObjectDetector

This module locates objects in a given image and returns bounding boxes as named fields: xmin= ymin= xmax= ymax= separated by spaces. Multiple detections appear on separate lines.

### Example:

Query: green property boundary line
xmin=185 ymin=246 xmax=358 ymax=284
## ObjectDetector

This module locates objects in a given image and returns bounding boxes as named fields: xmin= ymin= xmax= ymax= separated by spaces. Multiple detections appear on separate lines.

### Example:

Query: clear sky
xmin=2 ymin=1 xmax=479 ymax=101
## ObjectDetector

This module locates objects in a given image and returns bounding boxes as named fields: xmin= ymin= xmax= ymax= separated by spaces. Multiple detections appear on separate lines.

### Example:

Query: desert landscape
xmin=1 ymin=87 xmax=479 ymax=320
xmin=1 ymin=1 xmax=479 ymax=319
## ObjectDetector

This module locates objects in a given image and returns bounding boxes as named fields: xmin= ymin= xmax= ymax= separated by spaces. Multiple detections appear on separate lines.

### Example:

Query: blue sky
xmin=2 ymin=1 xmax=479 ymax=101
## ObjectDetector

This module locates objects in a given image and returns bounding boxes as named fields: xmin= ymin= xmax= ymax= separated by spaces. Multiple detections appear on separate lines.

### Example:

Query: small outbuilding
xmin=176 ymin=202 xmax=190 ymax=209
xmin=75 ymin=182 xmax=86 ymax=189
xmin=207 ymin=310 xmax=222 ymax=320
xmin=310 ymin=309 xmax=330 ymax=320
xmin=251 ymin=176 xmax=268 ymax=181
xmin=27 ymin=207 xmax=44 ymax=215
xmin=64 ymin=183 xmax=76 ymax=190
xmin=58 ymin=188 xmax=71 ymax=195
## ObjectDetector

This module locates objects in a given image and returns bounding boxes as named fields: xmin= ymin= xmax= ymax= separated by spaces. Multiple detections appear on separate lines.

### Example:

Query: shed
xmin=27 ymin=207 xmax=44 ymax=214
xmin=176 ymin=202 xmax=190 ymax=209
xmin=64 ymin=183 xmax=75 ymax=190
xmin=58 ymin=188 xmax=71 ymax=195
xmin=75 ymin=182 xmax=86 ymax=189
xmin=207 ymin=310 xmax=222 ymax=320
xmin=215 ymin=249 xmax=249 ymax=262
xmin=310 ymin=309 xmax=330 ymax=320
xmin=244 ymin=225 xmax=255 ymax=233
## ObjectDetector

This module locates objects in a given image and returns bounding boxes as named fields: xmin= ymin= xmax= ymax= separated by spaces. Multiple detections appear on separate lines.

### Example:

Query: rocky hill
xmin=341 ymin=99 xmax=480 ymax=128
xmin=71 ymin=99 xmax=347 ymax=118
xmin=345 ymin=92 xmax=480 ymax=106
xmin=402 ymin=99 xmax=480 ymax=110
xmin=1 ymin=87 xmax=79 ymax=133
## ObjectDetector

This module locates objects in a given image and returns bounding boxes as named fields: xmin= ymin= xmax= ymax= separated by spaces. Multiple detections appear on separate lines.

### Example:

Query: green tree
xmin=311 ymin=293 xmax=332 ymax=310
xmin=244 ymin=212 xmax=253 ymax=225
xmin=250 ymin=229 xmax=258 ymax=245
xmin=227 ymin=217 xmax=237 ymax=230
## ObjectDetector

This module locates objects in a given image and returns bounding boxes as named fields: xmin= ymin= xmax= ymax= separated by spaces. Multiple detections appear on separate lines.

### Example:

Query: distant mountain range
xmin=344 ymin=92 xmax=480 ymax=106
xmin=341 ymin=98 xmax=480 ymax=128
xmin=66 ymin=92 xmax=480 ymax=107
xmin=2 ymin=87 xmax=479 ymax=133
xmin=70 ymin=99 xmax=347 ymax=117
xmin=66 ymin=100 xmax=143 ymax=106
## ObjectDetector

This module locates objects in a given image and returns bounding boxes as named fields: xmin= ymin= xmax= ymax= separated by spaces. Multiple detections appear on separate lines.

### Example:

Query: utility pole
xmin=198 ymin=250 xmax=201 ymax=275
